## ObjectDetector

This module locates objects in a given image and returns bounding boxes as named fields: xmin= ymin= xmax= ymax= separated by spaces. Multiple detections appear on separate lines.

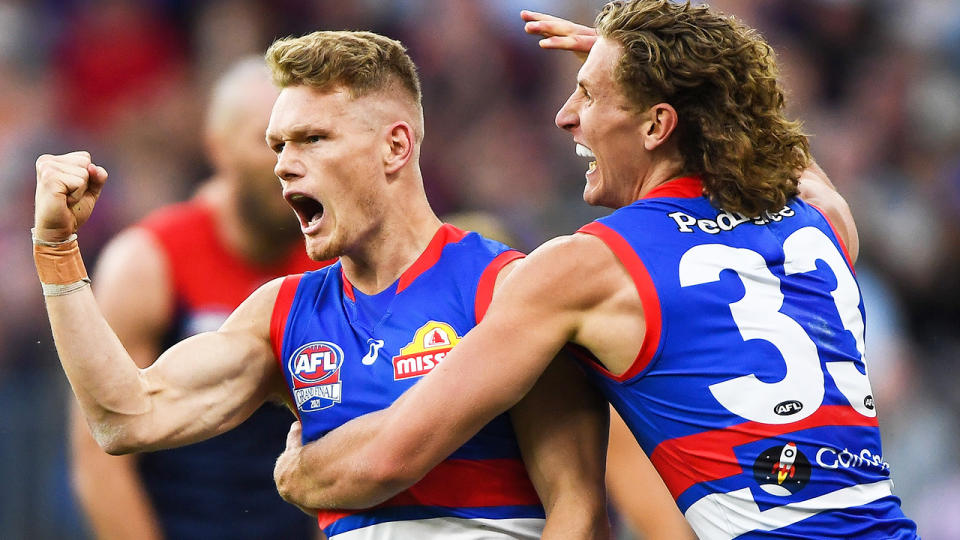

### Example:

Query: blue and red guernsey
xmin=271 ymin=224 xmax=544 ymax=539
xmin=135 ymin=200 xmax=322 ymax=540
xmin=575 ymin=177 xmax=918 ymax=539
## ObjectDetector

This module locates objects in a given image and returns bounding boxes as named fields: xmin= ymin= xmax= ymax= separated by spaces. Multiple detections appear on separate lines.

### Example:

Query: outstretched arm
xmin=69 ymin=228 xmax=172 ymax=540
xmin=797 ymin=161 xmax=860 ymax=262
xmin=273 ymin=234 xmax=627 ymax=510
xmin=35 ymin=152 xmax=285 ymax=454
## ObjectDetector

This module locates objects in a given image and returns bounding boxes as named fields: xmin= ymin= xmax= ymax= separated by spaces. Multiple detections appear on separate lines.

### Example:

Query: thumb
xmin=286 ymin=420 xmax=303 ymax=447
xmin=86 ymin=163 xmax=108 ymax=192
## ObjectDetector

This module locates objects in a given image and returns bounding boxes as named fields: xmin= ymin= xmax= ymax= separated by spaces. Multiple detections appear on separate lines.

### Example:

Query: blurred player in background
xmin=68 ymin=57 xmax=321 ymax=540
xmin=38 ymin=31 xmax=609 ymax=539
xmin=263 ymin=2 xmax=919 ymax=538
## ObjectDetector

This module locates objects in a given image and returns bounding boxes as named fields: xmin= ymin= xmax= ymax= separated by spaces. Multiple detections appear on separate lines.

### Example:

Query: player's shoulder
xmin=437 ymin=226 xmax=523 ymax=280
xmin=532 ymin=232 xmax=616 ymax=267
xmin=506 ymin=233 xmax=630 ymax=308
xmin=797 ymin=176 xmax=859 ymax=262
xmin=446 ymin=225 xmax=516 ymax=258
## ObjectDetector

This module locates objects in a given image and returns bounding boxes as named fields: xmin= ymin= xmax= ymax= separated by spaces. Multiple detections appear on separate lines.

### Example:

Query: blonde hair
xmin=596 ymin=0 xmax=810 ymax=216
xmin=265 ymin=30 xmax=424 ymax=140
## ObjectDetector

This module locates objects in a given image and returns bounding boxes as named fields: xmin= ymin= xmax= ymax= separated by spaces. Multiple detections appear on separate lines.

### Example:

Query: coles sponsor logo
xmin=392 ymin=321 xmax=461 ymax=381
xmin=816 ymin=446 xmax=889 ymax=472
xmin=752 ymin=442 xmax=811 ymax=496
xmin=287 ymin=341 xmax=344 ymax=412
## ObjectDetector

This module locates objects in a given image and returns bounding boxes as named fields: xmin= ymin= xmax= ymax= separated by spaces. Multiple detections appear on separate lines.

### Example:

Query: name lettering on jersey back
xmin=668 ymin=206 xmax=796 ymax=234
xmin=392 ymin=321 xmax=462 ymax=380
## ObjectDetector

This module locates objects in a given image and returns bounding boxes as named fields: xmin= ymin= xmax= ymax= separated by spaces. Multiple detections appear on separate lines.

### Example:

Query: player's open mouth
xmin=576 ymin=143 xmax=597 ymax=174
xmin=285 ymin=193 xmax=324 ymax=233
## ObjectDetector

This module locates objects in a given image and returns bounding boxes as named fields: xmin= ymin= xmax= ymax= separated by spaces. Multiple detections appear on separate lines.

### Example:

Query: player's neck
xmin=631 ymin=155 xmax=686 ymax=204
xmin=340 ymin=196 xmax=442 ymax=295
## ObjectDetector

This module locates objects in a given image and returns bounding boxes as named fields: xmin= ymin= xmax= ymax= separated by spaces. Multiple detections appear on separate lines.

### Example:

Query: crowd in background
xmin=0 ymin=0 xmax=958 ymax=538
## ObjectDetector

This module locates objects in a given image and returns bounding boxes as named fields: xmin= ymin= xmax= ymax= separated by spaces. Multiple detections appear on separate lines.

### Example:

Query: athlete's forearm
xmin=275 ymin=411 xmax=414 ymax=510
xmin=47 ymin=287 xmax=156 ymax=453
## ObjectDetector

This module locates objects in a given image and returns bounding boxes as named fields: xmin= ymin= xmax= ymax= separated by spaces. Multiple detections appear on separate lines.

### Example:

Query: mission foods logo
xmin=392 ymin=321 xmax=461 ymax=380
xmin=288 ymin=341 xmax=344 ymax=413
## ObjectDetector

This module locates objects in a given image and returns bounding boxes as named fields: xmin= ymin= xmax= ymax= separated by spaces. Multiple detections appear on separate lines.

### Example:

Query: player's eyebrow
xmin=577 ymin=79 xmax=592 ymax=95
xmin=266 ymin=125 xmax=330 ymax=143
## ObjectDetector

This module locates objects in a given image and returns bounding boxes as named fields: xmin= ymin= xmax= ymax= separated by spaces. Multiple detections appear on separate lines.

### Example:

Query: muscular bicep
xmin=123 ymin=279 xmax=287 ymax=451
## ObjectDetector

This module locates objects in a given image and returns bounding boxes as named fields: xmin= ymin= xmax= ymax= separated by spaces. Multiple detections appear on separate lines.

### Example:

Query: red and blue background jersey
xmin=271 ymin=224 xmax=545 ymax=539
xmin=575 ymin=177 xmax=918 ymax=539
xmin=135 ymin=200 xmax=322 ymax=540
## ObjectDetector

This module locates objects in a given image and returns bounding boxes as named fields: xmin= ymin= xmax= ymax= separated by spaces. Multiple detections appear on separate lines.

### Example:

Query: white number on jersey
xmin=678 ymin=226 xmax=876 ymax=423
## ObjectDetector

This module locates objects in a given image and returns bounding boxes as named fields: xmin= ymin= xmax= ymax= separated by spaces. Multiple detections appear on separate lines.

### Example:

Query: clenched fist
xmin=34 ymin=151 xmax=108 ymax=243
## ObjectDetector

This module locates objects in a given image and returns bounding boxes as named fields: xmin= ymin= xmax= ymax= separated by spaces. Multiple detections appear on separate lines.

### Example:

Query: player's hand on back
xmin=521 ymin=10 xmax=597 ymax=61
xmin=34 ymin=151 xmax=108 ymax=243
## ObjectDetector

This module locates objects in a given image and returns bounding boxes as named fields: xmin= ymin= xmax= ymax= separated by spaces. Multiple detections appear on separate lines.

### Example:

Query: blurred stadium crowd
xmin=1 ymin=0 xmax=958 ymax=538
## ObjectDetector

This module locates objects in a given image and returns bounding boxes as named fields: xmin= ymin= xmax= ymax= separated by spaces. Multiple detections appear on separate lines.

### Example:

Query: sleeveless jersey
xmin=135 ymin=200 xmax=322 ymax=540
xmin=271 ymin=224 xmax=544 ymax=539
xmin=575 ymin=177 xmax=918 ymax=539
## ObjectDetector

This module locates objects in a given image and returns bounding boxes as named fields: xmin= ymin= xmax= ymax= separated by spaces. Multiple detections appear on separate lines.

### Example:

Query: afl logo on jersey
xmin=288 ymin=341 xmax=344 ymax=413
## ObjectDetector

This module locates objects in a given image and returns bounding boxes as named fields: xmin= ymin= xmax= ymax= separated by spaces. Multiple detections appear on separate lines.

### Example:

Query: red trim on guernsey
xmin=474 ymin=250 xmax=525 ymax=323
xmin=576 ymin=222 xmax=662 ymax=382
xmin=270 ymin=275 xmax=304 ymax=419
xmin=397 ymin=224 xmax=468 ymax=293
xmin=340 ymin=267 xmax=356 ymax=302
xmin=270 ymin=274 xmax=303 ymax=364
xmin=642 ymin=176 xmax=703 ymax=199
xmin=808 ymin=203 xmax=855 ymax=273
xmin=340 ymin=224 xmax=469 ymax=298
xmin=651 ymin=405 xmax=880 ymax=500
xmin=316 ymin=457 xmax=540 ymax=529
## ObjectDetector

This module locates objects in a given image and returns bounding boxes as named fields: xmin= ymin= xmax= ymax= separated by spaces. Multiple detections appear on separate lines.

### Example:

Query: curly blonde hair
xmin=596 ymin=0 xmax=810 ymax=216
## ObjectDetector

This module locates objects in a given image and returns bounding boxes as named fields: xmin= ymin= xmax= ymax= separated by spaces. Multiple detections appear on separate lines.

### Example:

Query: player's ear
xmin=383 ymin=121 xmax=415 ymax=176
xmin=641 ymin=103 xmax=678 ymax=151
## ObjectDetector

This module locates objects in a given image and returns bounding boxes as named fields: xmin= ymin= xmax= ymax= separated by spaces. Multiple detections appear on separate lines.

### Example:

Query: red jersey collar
xmin=641 ymin=176 xmax=704 ymax=200
xmin=341 ymin=223 xmax=468 ymax=300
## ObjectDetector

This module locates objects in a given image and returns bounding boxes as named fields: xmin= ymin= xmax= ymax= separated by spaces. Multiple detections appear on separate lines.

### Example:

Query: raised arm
xmin=521 ymin=10 xmax=597 ymax=61
xmin=273 ymin=233 xmax=630 ymax=510
xmin=35 ymin=152 xmax=285 ymax=455
xmin=797 ymin=161 xmax=860 ymax=262
xmin=69 ymin=228 xmax=172 ymax=540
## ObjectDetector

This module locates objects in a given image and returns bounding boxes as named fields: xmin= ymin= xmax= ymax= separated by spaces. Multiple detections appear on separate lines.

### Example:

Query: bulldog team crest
xmin=288 ymin=341 xmax=344 ymax=412
xmin=392 ymin=321 xmax=462 ymax=380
